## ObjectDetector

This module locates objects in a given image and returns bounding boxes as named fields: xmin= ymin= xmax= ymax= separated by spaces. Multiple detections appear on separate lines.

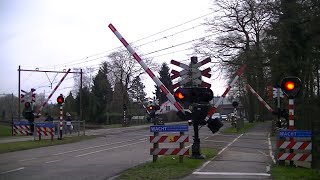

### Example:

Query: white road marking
xmin=0 ymin=167 xmax=25 ymax=175
xmin=193 ymin=172 xmax=270 ymax=176
xmin=257 ymin=150 xmax=269 ymax=157
xmin=268 ymin=133 xmax=276 ymax=164
xmin=19 ymin=157 xmax=37 ymax=162
xmin=53 ymin=138 xmax=147 ymax=156
xmin=75 ymin=140 xmax=146 ymax=157
xmin=45 ymin=160 xmax=61 ymax=164
xmin=193 ymin=134 xmax=243 ymax=173
xmin=266 ymin=165 xmax=271 ymax=172
xmin=203 ymin=140 xmax=229 ymax=143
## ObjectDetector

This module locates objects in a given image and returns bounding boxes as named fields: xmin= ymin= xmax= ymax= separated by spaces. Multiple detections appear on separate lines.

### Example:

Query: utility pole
xmin=18 ymin=65 xmax=21 ymax=121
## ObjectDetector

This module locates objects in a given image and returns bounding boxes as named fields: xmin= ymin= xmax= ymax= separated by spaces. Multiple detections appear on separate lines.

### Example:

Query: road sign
xmin=150 ymin=125 xmax=188 ymax=132
xmin=35 ymin=122 xmax=55 ymax=128
xmin=279 ymin=130 xmax=312 ymax=138
xmin=273 ymin=88 xmax=284 ymax=98
xmin=170 ymin=57 xmax=211 ymax=89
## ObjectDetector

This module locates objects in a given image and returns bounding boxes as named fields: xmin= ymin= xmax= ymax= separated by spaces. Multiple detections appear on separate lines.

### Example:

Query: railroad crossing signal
xmin=57 ymin=94 xmax=64 ymax=105
xmin=173 ymin=87 xmax=213 ymax=103
xmin=280 ymin=76 xmax=302 ymax=98
xmin=20 ymin=88 xmax=36 ymax=103
xmin=232 ymin=101 xmax=239 ymax=108
xmin=273 ymin=88 xmax=284 ymax=98
xmin=171 ymin=57 xmax=211 ymax=89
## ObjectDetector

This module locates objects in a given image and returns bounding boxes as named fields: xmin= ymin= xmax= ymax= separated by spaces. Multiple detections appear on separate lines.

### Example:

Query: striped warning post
xmin=150 ymin=148 xmax=189 ymax=155
xmin=246 ymin=84 xmax=274 ymax=113
xmin=278 ymin=141 xmax=311 ymax=150
xmin=108 ymin=24 xmax=184 ymax=113
xmin=288 ymin=99 xmax=294 ymax=130
xmin=150 ymin=135 xmax=189 ymax=143
xmin=204 ymin=64 xmax=247 ymax=121
xmin=277 ymin=152 xmax=312 ymax=162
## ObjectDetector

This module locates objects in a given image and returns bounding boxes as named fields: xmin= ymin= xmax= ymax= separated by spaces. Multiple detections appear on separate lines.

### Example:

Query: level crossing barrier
xmin=35 ymin=122 xmax=55 ymax=141
xmin=13 ymin=121 xmax=30 ymax=135
xmin=150 ymin=125 xmax=189 ymax=163
xmin=277 ymin=129 xmax=312 ymax=164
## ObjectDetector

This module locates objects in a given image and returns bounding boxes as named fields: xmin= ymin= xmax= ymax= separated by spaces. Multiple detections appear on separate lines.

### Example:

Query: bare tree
xmin=193 ymin=0 xmax=273 ymax=122
xmin=107 ymin=47 xmax=158 ymax=94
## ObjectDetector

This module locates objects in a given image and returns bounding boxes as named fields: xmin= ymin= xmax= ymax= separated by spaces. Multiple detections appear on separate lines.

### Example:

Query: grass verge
xmin=222 ymin=121 xmax=258 ymax=134
xmin=272 ymin=165 xmax=320 ymax=180
xmin=0 ymin=124 xmax=12 ymax=137
xmin=116 ymin=148 xmax=217 ymax=180
xmin=0 ymin=135 xmax=96 ymax=154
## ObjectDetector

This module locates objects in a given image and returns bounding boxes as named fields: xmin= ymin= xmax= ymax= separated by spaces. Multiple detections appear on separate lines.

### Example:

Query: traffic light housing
xmin=174 ymin=87 xmax=213 ymax=103
xmin=57 ymin=94 xmax=64 ymax=105
xmin=232 ymin=101 xmax=239 ymax=108
xmin=280 ymin=76 xmax=301 ymax=98
xmin=147 ymin=105 xmax=160 ymax=119
xmin=24 ymin=102 xmax=31 ymax=108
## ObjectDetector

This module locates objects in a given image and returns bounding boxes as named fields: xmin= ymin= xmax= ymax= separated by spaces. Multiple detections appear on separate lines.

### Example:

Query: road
xmin=0 ymin=122 xmax=229 ymax=180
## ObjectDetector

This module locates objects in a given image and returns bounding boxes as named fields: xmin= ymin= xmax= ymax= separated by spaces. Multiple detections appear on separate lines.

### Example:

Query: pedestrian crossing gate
xmin=35 ymin=122 xmax=55 ymax=141
xmin=13 ymin=121 xmax=30 ymax=136
xmin=150 ymin=125 xmax=189 ymax=163
xmin=277 ymin=130 xmax=312 ymax=163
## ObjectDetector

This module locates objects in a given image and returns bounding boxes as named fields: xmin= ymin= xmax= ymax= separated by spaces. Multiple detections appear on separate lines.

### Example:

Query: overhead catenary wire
xmin=37 ymin=11 xmax=215 ymax=70
xmin=21 ymin=12 xmax=221 ymax=92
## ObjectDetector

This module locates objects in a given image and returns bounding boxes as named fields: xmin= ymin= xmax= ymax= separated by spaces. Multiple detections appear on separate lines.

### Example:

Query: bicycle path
xmin=183 ymin=121 xmax=275 ymax=179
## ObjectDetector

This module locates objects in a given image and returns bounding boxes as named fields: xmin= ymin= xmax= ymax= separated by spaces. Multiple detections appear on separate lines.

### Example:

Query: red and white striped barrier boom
xmin=150 ymin=148 xmax=189 ymax=155
xmin=38 ymin=68 xmax=71 ymax=115
xmin=150 ymin=135 xmax=189 ymax=143
xmin=204 ymin=64 xmax=247 ymax=121
xmin=246 ymin=84 xmax=274 ymax=113
xmin=108 ymin=24 xmax=183 ymax=112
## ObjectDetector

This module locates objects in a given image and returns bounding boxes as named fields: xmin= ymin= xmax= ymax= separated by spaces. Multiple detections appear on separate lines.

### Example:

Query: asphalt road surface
xmin=0 ymin=122 xmax=230 ymax=180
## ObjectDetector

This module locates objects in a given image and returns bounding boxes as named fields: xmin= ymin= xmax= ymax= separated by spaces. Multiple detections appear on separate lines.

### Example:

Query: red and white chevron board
xmin=13 ymin=125 xmax=30 ymax=135
xmin=150 ymin=148 xmax=189 ymax=155
xmin=36 ymin=127 xmax=55 ymax=136
xmin=150 ymin=135 xmax=189 ymax=143
xmin=277 ymin=152 xmax=312 ymax=162
xmin=278 ymin=141 xmax=312 ymax=150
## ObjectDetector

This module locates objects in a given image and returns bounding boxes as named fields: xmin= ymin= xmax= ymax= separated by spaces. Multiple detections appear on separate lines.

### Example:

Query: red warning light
xmin=285 ymin=81 xmax=295 ymax=91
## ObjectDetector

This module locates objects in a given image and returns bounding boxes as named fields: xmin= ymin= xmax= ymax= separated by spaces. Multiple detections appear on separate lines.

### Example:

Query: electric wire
xmin=37 ymin=11 xmax=215 ymax=70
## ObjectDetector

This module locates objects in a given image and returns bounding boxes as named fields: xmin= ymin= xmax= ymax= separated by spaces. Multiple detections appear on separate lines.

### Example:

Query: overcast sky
xmin=1 ymin=0 xmax=228 ymax=103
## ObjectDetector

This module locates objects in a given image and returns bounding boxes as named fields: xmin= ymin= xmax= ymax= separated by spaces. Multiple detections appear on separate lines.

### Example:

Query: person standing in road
xmin=65 ymin=112 xmax=73 ymax=134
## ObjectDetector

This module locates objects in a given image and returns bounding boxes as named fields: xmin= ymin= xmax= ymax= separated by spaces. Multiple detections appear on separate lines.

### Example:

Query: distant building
xmin=157 ymin=100 xmax=178 ymax=114
xmin=212 ymin=96 xmax=245 ymax=117
xmin=157 ymin=96 xmax=245 ymax=117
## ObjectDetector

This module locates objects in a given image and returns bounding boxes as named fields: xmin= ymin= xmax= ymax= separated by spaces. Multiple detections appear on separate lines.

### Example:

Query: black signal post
xmin=174 ymin=86 xmax=214 ymax=159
